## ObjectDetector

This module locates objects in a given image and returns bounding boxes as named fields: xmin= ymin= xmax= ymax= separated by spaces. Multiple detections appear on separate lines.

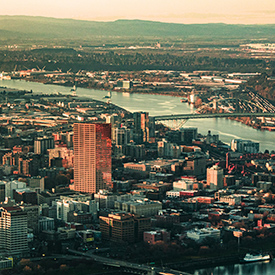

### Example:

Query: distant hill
xmin=0 ymin=16 xmax=275 ymax=40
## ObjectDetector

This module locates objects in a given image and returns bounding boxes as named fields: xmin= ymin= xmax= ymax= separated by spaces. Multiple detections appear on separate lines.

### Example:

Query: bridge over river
xmin=153 ymin=112 xmax=275 ymax=121
xmin=68 ymin=249 xmax=191 ymax=275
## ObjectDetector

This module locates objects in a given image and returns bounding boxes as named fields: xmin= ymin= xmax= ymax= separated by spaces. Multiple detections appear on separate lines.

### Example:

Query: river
xmin=1 ymin=79 xmax=275 ymax=151
xmin=194 ymin=260 xmax=275 ymax=275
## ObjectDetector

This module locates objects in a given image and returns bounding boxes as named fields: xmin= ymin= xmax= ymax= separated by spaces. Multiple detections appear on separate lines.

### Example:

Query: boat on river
xmin=180 ymin=98 xmax=188 ymax=103
xmin=241 ymin=253 xmax=271 ymax=263
xmin=71 ymin=82 xmax=77 ymax=96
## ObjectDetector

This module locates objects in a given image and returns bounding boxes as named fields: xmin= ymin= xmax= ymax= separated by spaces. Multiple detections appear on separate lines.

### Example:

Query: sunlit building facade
xmin=73 ymin=123 xmax=112 ymax=193
xmin=133 ymin=112 xmax=149 ymax=143
xmin=0 ymin=206 xmax=28 ymax=256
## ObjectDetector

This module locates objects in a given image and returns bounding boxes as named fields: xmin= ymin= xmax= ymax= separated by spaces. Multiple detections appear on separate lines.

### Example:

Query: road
xmin=154 ymin=112 xmax=275 ymax=121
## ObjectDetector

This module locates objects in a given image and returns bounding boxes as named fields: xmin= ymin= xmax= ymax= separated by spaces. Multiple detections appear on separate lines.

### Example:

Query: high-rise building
xmin=34 ymin=136 xmax=55 ymax=155
xmin=106 ymin=114 xmax=120 ymax=126
xmin=158 ymin=139 xmax=181 ymax=158
xmin=61 ymin=132 xmax=74 ymax=148
xmin=48 ymin=147 xmax=74 ymax=168
xmin=0 ymin=206 xmax=28 ymax=256
xmin=180 ymin=128 xmax=198 ymax=144
xmin=73 ymin=123 xmax=112 ymax=193
xmin=114 ymin=127 xmax=132 ymax=145
xmin=184 ymin=157 xmax=207 ymax=177
xmin=4 ymin=180 xmax=26 ymax=199
xmin=0 ymin=183 xmax=5 ymax=202
xmin=99 ymin=213 xmax=151 ymax=243
xmin=19 ymin=204 xmax=39 ymax=233
xmin=207 ymin=165 xmax=224 ymax=190
xmin=18 ymin=155 xmax=41 ymax=176
xmin=149 ymin=117 xmax=155 ymax=140
xmin=133 ymin=112 xmax=149 ymax=143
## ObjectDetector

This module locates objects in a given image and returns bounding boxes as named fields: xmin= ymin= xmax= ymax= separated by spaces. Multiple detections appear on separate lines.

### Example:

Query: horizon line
xmin=1 ymin=14 xmax=275 ymax=26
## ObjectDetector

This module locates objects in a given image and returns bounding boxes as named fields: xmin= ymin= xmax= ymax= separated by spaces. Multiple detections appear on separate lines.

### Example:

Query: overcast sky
xmin=1 ymin=0 xmax=275 ymax=24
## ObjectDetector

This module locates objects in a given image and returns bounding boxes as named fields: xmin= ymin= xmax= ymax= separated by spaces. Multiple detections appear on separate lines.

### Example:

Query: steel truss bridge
xmin=68 ymin=249 xmax=191 ymax=275
xmin=153 ymin=112 xmax=275 ymax=130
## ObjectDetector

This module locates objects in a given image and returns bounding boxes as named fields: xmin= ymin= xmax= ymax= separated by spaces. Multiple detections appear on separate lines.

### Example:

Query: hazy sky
xmin=1 ymin=0 xmax=275 ymax=24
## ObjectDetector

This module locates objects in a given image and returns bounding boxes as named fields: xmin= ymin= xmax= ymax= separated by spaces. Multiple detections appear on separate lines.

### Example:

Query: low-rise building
xmin=19 ymin=204 xmax=39 ymax=232
xmin=94 ymin=190 xmax=117 ymax=209
xmin=115 ymin=198 xmax=162 ymax=217
xmin=257 ymin=181 xmax=272 ymax=191
xmin=38 ymin=216 xmax=55 ymax=232
xmin=144 ymin=230 xmax=170 ymax=244
xmin=207 ymin=165 xmax=224 ymax=190
xmin=0 ymin=257 xmax=13 ymax=271
xmin=56 ymin=198 xmax=97 ymax=223
xmin=173 ymin=177 xmax=198 ymax=191
xmin=219 ymin=195 xmax=242 ymax=206
xmin=231 ymin=139 xmax=259 ymax=153
xmin=186 ymin=227 xmax=220 ymax=242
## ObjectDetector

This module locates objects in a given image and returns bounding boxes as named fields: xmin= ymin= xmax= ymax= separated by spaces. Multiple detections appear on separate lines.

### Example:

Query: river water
xmin=1 ymin=79 xmax=275 ymax=152
xmin=1 ymin=79 xmax=274 ymax=273
xmin=194 ymin=260 xmax=275 ymax=275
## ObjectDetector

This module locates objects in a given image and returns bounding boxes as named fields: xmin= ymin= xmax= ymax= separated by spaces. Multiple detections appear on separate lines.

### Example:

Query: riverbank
xmin=2 ymin=78 xmax=275 ymax=151
xmin=14 ymin=77 xmax=188 ymax=98
xmin=172 ymin=255 xmax=241 ymax=272
xmin=196 ymin=107 xmax=275 ymax=133
xmin=167 ymin=253 xmax=270 ymax=273
xmin=0 ymin=83 xmax=132 ymax=117
xmin=25 ymin=77 xmax=275 ymax=133
xmin=166 ymin=245 xmax=275 ymax=274
xmin=228 ymin=116 xmax=270 ymax=132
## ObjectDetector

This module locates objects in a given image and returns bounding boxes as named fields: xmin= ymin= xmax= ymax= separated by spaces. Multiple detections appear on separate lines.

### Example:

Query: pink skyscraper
xmin=73 ymin=123 xmax=112 ymax=193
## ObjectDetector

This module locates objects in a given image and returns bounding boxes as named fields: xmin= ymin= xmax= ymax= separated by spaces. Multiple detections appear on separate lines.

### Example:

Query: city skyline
xmin=1 ymin=0 xmax=275 ymax=24
xmin=1 ymin=0 xmax=275 ymax=271
xmin=1 ymin=66 xmax=275 ymax=273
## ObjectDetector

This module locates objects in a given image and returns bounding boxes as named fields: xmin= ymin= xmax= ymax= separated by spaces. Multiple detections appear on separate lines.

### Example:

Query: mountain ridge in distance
xmin=0 ymin=15 xmax=275 ymax=40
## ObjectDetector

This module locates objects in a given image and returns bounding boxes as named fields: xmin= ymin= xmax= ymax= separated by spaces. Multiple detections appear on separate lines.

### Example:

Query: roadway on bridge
xmin=67 ymin=249 xmax=192 ymax=275
xmin=154 ymin=112 xmax=275 ymax=121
